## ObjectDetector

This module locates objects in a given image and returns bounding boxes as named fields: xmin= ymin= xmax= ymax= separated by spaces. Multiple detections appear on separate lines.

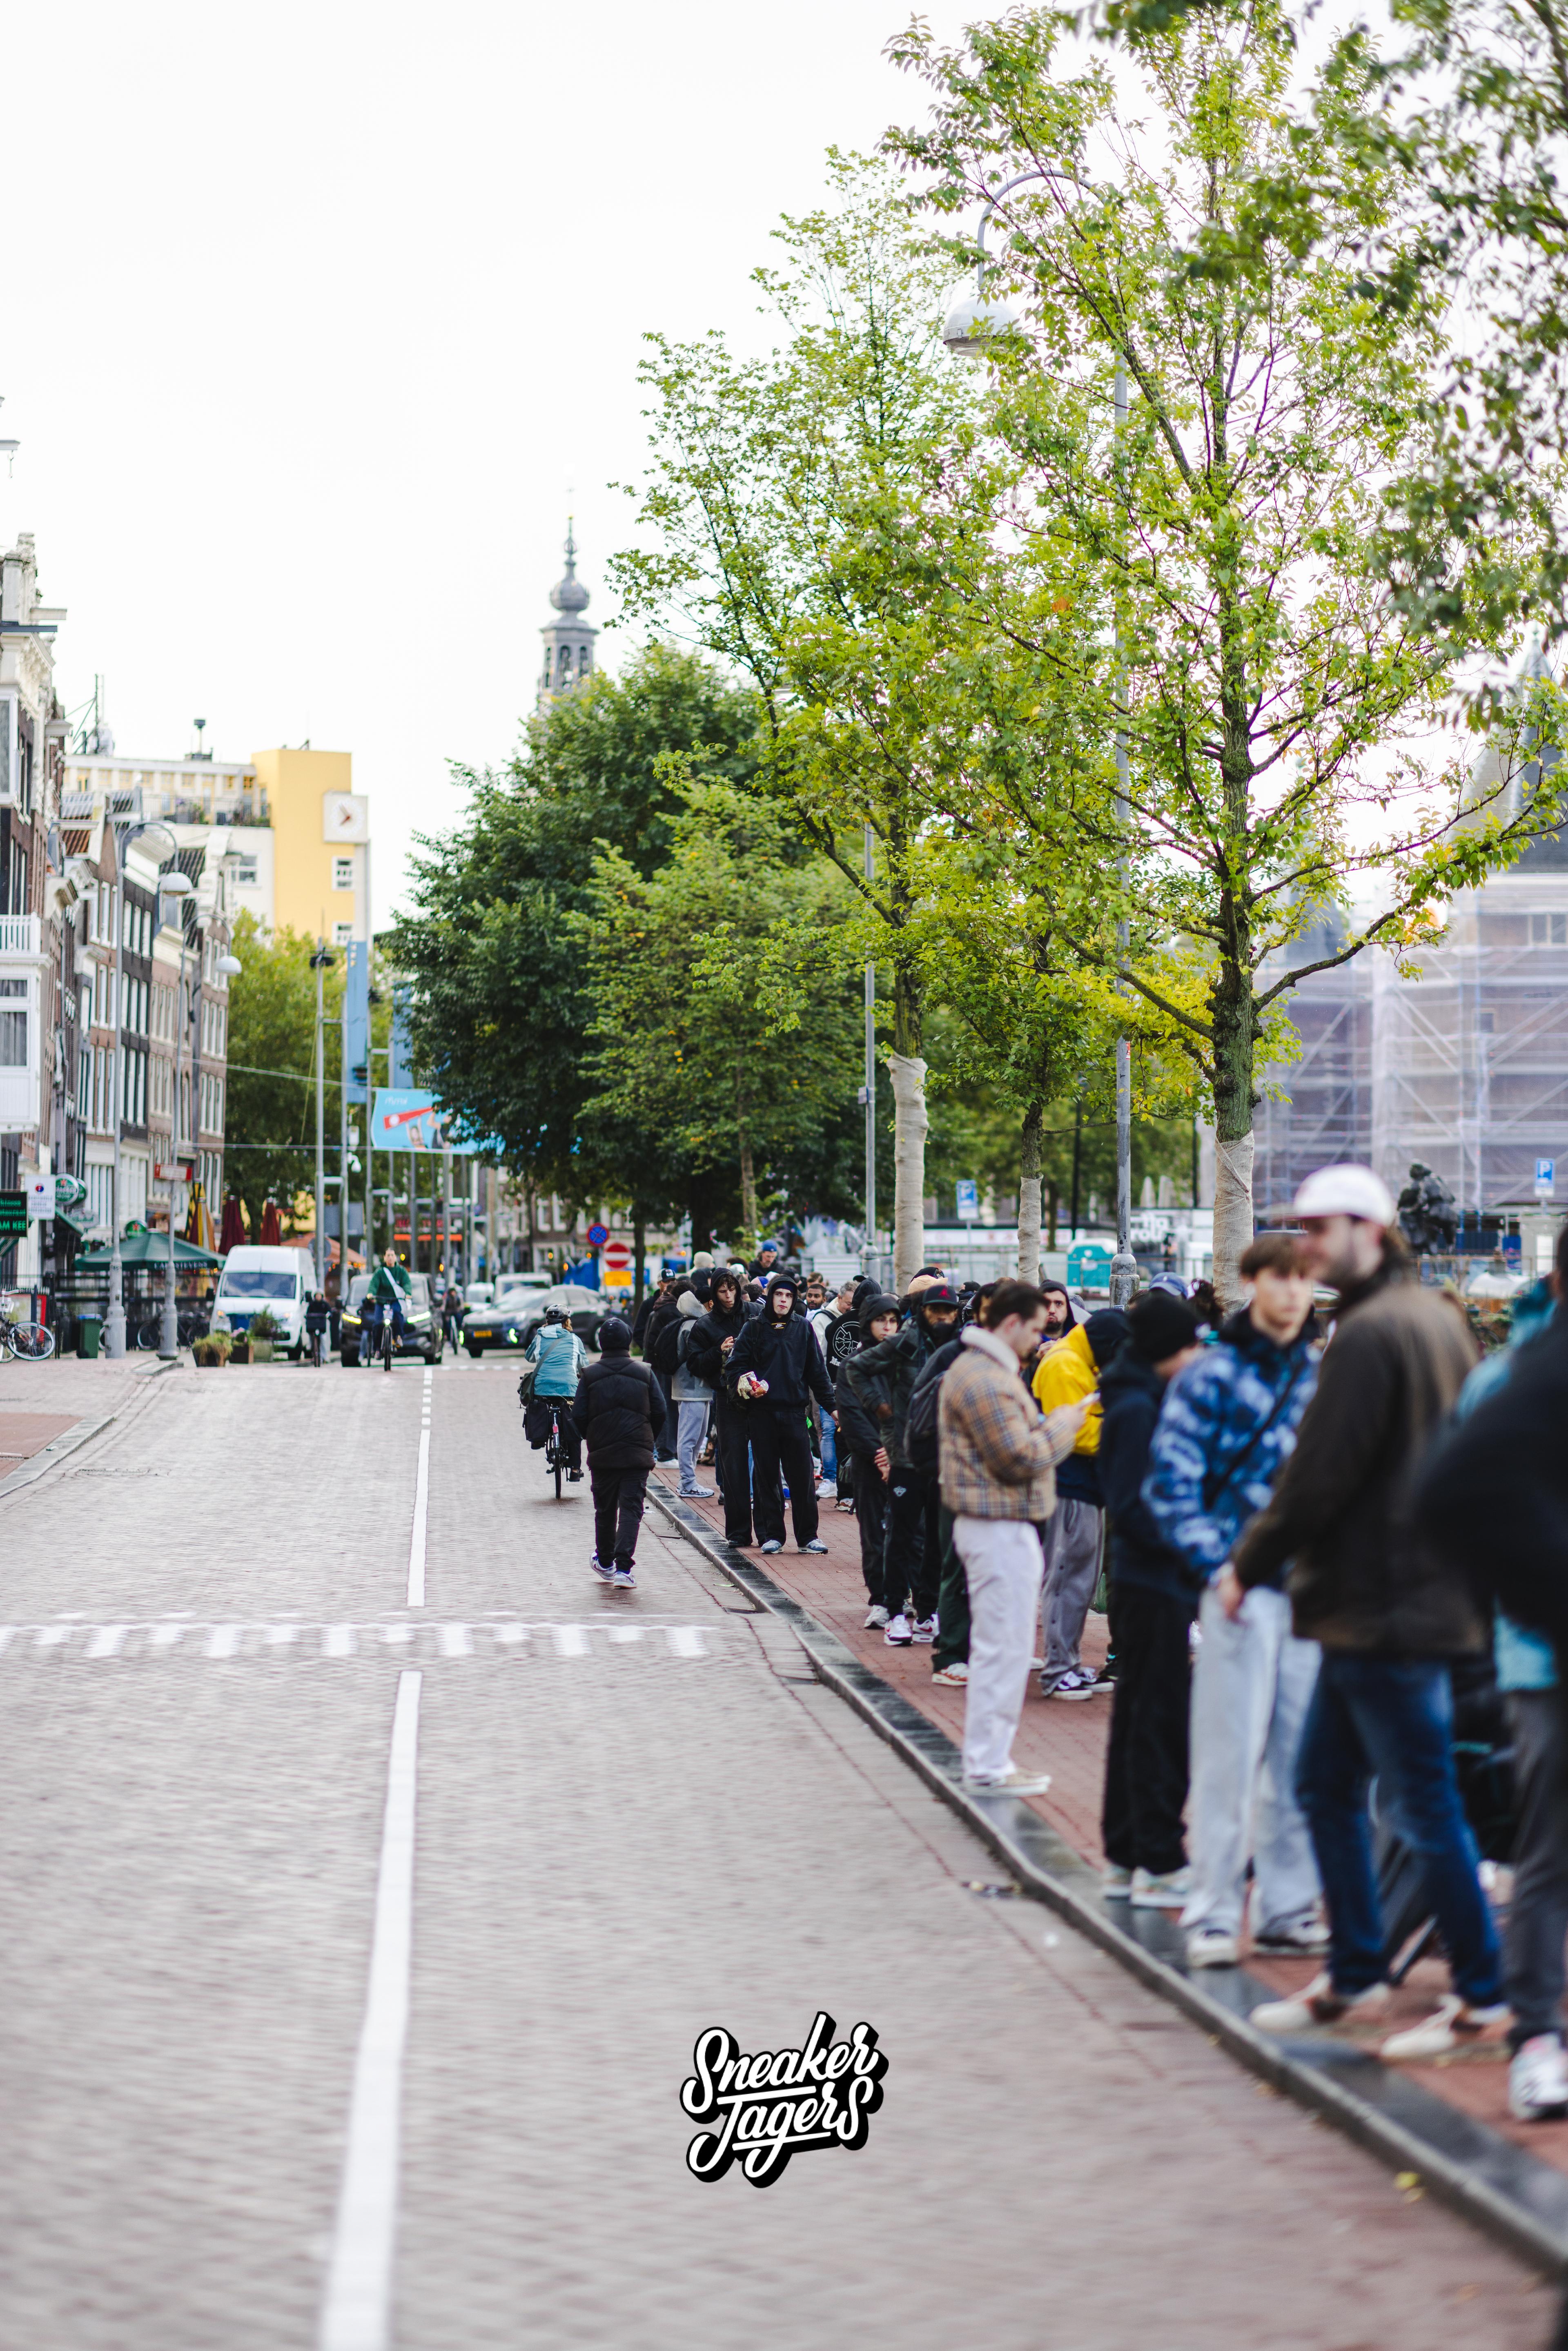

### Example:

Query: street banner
xmin=370 ymin=1090 xmax=486 ymax=1154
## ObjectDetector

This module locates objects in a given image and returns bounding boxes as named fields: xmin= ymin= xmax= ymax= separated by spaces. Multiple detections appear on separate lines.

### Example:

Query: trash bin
xmin=77 ymin=1315 xmax=102 ymax=1360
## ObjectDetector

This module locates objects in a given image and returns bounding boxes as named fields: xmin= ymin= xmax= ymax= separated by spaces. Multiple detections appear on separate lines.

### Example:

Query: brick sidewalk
xmin=653 ymin=1461 xmax=1568 ymax=2183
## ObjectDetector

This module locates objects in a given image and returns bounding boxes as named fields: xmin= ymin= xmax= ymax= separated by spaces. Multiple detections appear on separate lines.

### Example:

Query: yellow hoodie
xmin=1031 ymin=1324 xmax=1102 ymax=1456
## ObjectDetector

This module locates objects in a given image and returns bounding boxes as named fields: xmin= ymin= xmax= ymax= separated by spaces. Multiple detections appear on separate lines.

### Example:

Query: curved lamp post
xmin=942 ymin=170 xmax=1139 ymax=1308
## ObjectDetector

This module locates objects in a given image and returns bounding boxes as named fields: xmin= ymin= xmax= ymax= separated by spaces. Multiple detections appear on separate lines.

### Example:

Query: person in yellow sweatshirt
xmin=1032 ymin=1306 xmax=1130 ymax=1697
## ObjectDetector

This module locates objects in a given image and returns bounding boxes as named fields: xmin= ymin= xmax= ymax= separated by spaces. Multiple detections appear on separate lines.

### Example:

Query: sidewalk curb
xmin=0 ymin=1356 xmax=183 ymax=1504
xmin=649 ymin=1484 xmax=1568 ymax=2279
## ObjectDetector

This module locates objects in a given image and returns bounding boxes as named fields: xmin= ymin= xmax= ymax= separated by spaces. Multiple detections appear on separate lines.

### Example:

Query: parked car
xmin=463 ymin=1281 xmax=495 ymax=1311
xmin=339 ymin=1270 xmax=444 ymax=1366
xmin=462 ymin=1283 xmax=612 ymax=1359
xmin=494 ymin=1270 xmax=552 ymax=1303
xmin=210 ymin=1245 xmax=315 ymax=1359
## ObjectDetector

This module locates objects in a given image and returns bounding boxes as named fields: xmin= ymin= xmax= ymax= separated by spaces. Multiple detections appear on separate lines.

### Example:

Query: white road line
xmin=86 ymin=1625 xmax=126 ymax=1658
xmin=406 ymin=1368 xmax=433 ymax=1609
xmin=318 ymin=1669 xmax=421 ymax=2351
xmin=551 ymin=1625 xmax=589 ymax=1656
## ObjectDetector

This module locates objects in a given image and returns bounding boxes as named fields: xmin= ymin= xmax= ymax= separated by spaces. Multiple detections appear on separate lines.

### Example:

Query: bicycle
xmin=1 ymin=1315 xmax=55 ymax=1362
xmin=371 ymin=1299 xmax=401 ymax=1372
xmin=542 ymin=1398 xmax=574 ymax=1500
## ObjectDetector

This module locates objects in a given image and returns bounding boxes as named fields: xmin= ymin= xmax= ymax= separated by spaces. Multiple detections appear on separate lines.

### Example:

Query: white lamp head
xmin=216 ymin=955 xmax=242 ymax=977
xmin=942 ymin=286 xmax=1022 ymax=357
xmin=160 ymin=871 xmax=194 ymax=897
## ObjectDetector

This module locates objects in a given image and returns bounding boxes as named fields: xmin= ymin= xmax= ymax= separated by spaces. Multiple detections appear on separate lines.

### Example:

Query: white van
xmin=211 ymin=1245 xmax=314 ymax=1357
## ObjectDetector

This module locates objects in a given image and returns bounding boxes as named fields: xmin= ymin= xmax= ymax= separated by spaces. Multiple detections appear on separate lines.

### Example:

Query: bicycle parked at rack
xmin=1 ymin=1311 xmax=55 ymax=1362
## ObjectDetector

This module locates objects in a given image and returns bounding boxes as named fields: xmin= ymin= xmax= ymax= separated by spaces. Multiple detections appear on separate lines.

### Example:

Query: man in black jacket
xmin=686 ymin=1269 xmax=755 ymax=1546
xmin=726 ymin=1273 xmax=834 ymax=1554
xmin=1237 ymin=1166 xmax=1501 ymax=2055
xmin=1098 ymin=1291 xmax=1204 ymax=1908
xmin=837 ymin=1283 xmax=962 ymax=1644
xmin=571 ymin=1317 xmax=664 ymax=1587
xmin=834 ymin=1292 xmax=903 ymax=1619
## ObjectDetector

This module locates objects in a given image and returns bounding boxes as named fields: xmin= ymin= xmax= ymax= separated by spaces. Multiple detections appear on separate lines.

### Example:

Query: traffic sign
xmin=600 ymin=1237 xmax=631 ymax=1271
xmin=586 ymin=1221 xmax=610 ymax=1248
xmin=955 ymin=1179 xmax=980 ymax=1223
xmin=1537 ymin=1158 xmax=1556 ymax=1200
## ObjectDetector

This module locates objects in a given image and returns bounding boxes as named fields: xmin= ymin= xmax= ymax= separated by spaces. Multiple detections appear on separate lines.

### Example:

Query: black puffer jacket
xmin=685 ymin=1295 xmax=751 ymax=1395
xmin=840 ymin=1316 xmax=937 ymax=1469
xmin=571 ymin=1353 xmax=664 ymax=1469
xmin=1098 ymin=1350 xmax=1200 ymax=1605
xmin=726 ymin=1304 xmax=835 ymax=1415
xmin=1233 ymin=1255 xmax=1480 ymax=1655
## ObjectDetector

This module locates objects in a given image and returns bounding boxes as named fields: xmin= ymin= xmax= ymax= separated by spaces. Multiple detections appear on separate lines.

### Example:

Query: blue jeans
xmin=819 ymin=1412 xmax=837 ymax=1484
xmin=1296 ymin=1651 xmax=1502 ymax=2003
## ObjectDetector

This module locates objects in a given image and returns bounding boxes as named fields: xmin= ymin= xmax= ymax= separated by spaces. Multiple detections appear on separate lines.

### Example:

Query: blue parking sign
xmin=1537 ymin=1158 xmax=1555 ymax=1193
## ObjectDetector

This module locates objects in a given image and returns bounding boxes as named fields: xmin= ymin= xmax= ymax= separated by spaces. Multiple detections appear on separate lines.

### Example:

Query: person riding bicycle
xmin=305 ymin=1289 xmax=331 ymax=1366
xmin=523 ymin=1305 xmax=585 ymax=1477
xmin=366 ymin=1249 xmax=412 ymax=1353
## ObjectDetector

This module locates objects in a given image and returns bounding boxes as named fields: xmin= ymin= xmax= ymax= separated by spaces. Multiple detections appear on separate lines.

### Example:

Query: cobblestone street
xmin=0 ymin=1354 xmax=1557 ymax=2349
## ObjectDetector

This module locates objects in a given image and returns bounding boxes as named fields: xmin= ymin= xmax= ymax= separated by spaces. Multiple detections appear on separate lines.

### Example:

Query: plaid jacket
xmin=939 ymin=1326 xmax=1061 ymax=1521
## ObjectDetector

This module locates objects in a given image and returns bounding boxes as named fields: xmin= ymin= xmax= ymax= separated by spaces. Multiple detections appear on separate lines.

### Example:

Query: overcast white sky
xmin=0 ymin=0 xmax=974 ymax=927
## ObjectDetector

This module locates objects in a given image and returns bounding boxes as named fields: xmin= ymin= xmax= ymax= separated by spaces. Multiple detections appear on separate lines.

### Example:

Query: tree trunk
xmin=888 ymin=1053 xmax=928 ymax=1292
xmin=738 ymin=1131 xmax=758 ymax=1253
xmin=1047 ymin=1179 xmax=1059 ymax=1250
xmin=1016 ymin=1097 xmax=1044 ymax=1282
xmin=1210 ymin=966 xmax=1257 ymax=1310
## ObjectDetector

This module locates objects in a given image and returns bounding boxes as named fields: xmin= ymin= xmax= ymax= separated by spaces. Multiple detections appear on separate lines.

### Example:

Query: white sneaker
xmin=1253 ymin=1919 xmax=1331 ymax=1956
xmin=801 ymin=1538 xmax=829 ymax=1554
xmin=815 ymin=1479 xmax=835 ymax=1498
xmin=1102 ymin=1863 xmax=1133 ymax=1900
xmin=884 ymin=1613 xmax=913 ymax=1646
xmin=1044 ymin=1671 xmax=1096 ymax=1701
xmin=1186 ymin=1925 xmax=1239 ymax=1968
xmin=930 ymin=1661 xmax=968 ymax=1686
xmin=760 ymin=1539 xmax=783 ymax=1554
xmin=1510 ymin=2035 xmax=1568 ymax=2121
xmin=910 ymin=1614 xmax=937 ymax=1644
xmin=1250 ymin=1974 xmax=1393 ymax=2033
xmin=1381 ymin=1993 xmax=1512 ymax=2064
xmin=679 ymin=1483 xmax=715 ymax=1499
xmin=863 ymin=1604 xmax=890 ymax=1630
xmin=963 ymin=1766 xmax=1052 ymax=1796
xmin=1131 ymin=1866 xmax=1193 ymax=1910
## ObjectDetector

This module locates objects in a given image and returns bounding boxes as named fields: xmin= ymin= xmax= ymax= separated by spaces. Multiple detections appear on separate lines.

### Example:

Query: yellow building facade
xmin=251 ymin=747 xmax=369 ymax=946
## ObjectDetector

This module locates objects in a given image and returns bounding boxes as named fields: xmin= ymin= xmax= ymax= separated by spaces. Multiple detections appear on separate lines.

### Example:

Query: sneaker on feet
xmin=1043 ymin=1671 xmax=1096 ymax=1701
xmin=1253 ymin=1919 xmax=1331 ymax=1956
xmin=1102 ymin=1863 xmax=1133 ymax=1900
xmin=910 ymin=1614 xmax=937 ymax=1643
xmin=963 ymin=1766 xmax=1052 ymax=1796
xmin=801 ymin=1538 xmax=829 ymax=1554
xmin=931 ymin=1662 xmax=969 ymax=1686
xmin=884 ymin=1613 xmax=913 ymax=1645
xmin=1130 ymin=1866 xmax=1194 ymax=1910
xmin=815 ymin=1480 xmax=835 ymax=1498
xmin=1186 ymin=1925 xmax=1240 ymax=1969
xmin=679 ymin=1483 xmax=715 ymax=1499
xmin=589 ymin=1553 xmax=615 ymax=1581
xmin=1510 ymin=2035 xmax=1568 ymax=2121
xmin=863 ymin=1604 xmax=890 ymax=1630
xmin=1250 ymin=1974 xmax=1393 ymax=2033
xmin=834 ymin=1496 xmax=856 ymax=1512
xmin=567 ymin=1469 xmax=583 ymax=1482
xmin=610 ymin=1564 xmax=636 ymax=1589
xmin=1381 ymin=1994 xmax=1512 ymax=2064
xmin=760 ymin=1539 xmax=783 ymax=1554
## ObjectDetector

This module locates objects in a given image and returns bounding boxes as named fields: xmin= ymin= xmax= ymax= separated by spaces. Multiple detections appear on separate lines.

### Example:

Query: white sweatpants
xmin=953 ymin=1516 xmax=1045 ymax=1782
xmin=1184 ymin=1581 xmax=1322 ymax=1938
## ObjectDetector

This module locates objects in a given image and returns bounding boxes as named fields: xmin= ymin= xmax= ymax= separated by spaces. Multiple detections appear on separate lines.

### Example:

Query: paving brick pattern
xmin=0 ymin=1352 xmax=1552 ymax=2346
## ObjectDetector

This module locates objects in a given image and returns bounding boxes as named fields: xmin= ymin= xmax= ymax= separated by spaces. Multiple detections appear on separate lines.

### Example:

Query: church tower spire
xmin=537 ymin=519 xmax=598 ymax=705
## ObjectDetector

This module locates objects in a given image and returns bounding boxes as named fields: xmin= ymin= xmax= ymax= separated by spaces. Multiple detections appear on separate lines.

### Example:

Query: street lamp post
xmin=310 ymin=940 xmax=336 ymax=1294
xmin=944 ymin=171 xmax=1138 ymax=1305
xmin=103 ymin=822 xmax=178 ymax=1360
xmin=158 ymin=872 xmax=196 ymax=1359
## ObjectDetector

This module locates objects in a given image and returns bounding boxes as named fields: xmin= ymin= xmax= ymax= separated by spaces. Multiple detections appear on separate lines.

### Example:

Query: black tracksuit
xmin=726 ymin=1305 xmax=834 ymax=1547
xmin=571 ymin=1348 xmax=664 ymax=1567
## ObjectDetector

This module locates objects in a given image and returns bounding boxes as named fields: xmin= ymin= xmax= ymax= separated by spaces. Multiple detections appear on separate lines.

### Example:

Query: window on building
xmin=236 ymin=861 xmax=257 ymax=888
xmin=333 ymin=857 xmax=354 ymax=891
xmin=334 ymin=921 xmax=353 ymax=947
xmin=1530 ymin=912 xmax=1568 ymax=945
xmin=0 ymin=978 xmax=25 ymax=1067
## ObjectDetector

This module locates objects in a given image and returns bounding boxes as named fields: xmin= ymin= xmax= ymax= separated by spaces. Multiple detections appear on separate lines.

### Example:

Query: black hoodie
xmin=726 ymin=1291 xmax=835 ymax=1415
xmin=1098 ymin=1348 xmax=1201 ymax=1604
xmin=686 ymin=1291 xmax=751 ymax=1394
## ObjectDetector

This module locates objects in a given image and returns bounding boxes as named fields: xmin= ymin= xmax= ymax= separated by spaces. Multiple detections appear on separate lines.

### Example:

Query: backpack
xmin=650 ymin=1312 xmax=685 ymax=1375
xmin=906 ymin=1342 xmax=960 ymax=1472
xmin=676 ymin=1315 xmax=706 ymax=1368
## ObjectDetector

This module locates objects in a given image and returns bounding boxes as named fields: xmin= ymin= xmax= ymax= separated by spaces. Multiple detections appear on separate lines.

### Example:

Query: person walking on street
xmin=938 ymin=1281 xmax=1089 ymax=1793
xmin=1143 ymin=1234 xmax=1322 ymax=1966
xmin=686 ymin=1269 xmax=754 ymax=1544
xmin=570 ymin=1315 xmax=664 ymax=1587
xmin=1098 ymin=1292 xmax=1206 ymax=1906
xmin=1236 ymin=1166 xmax=1503 ymax=2056
xmin=725 ymin=1272 xmax=835 ymax=1554
xmin=1032 ymin=1308 xmax=1129 ymax=1700
xmin=670 ymin=1289 xmax=716 ymax=1499
xmin=1413 ymin=1226 xmax=1568 ymax=2115
xmin=834 ymin=1292 xmax=903 ymax=1621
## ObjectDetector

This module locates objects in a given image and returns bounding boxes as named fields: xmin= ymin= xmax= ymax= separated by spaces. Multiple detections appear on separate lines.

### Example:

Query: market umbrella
xmin=218 ymin=1195 xmax=247 ymax=1255
xmin=75 ymin=1233 xmax=225 ymax=1270
xmin=258 ymin=1200 xmax=283 ymax=1247
xmin=183 ymin=1181 xmax=217 ymax=1255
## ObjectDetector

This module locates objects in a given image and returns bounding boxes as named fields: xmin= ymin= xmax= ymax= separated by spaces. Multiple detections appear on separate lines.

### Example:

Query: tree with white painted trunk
xmin=891 ymin=2 xmax=1560 ymax=1303
xmin=612 ymin=159 xmax=1010 ymax=1294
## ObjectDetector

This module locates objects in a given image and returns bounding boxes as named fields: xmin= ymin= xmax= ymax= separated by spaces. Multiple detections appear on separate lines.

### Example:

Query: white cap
xmin=1292 ymin=1164 xmax=1396 ymax=1226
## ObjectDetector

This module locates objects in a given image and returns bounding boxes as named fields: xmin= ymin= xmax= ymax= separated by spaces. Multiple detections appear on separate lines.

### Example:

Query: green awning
xmin=74 ymin=1232 xmax=225 ymax=1270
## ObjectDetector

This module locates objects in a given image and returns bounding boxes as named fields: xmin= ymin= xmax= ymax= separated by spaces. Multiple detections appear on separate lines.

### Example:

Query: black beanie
xmin=1082 ymin=1307 xmax=1130 ymax=1370
xmin=598 ymin=1316 xmax=632 ymax=1354
xmin=1127 ymin=1290 xmax=1200 ymax=1365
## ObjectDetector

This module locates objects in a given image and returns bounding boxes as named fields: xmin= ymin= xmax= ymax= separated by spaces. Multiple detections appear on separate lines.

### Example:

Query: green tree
xmin=889 ymin=0 xmax=1556 ymax=1298
xmin=224 ymin=910 xmax=338 ymax=1234
xmin=389 ymin=642 xmax=762 ymax=1238
xmin=583 ymin=785 xmax=864 ymax=1251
